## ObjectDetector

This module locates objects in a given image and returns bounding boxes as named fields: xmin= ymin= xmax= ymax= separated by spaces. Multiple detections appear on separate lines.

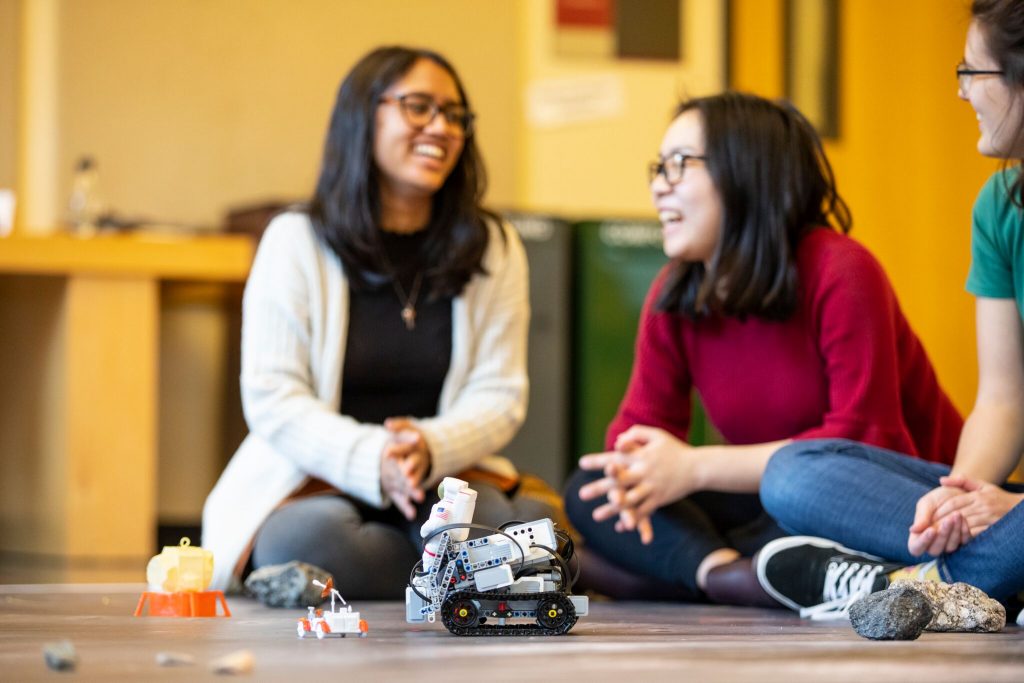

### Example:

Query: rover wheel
xmin=444 ymin=596 xmax=480 ymax=628
xmin=536 ymin=595 xmax=575 ymax=633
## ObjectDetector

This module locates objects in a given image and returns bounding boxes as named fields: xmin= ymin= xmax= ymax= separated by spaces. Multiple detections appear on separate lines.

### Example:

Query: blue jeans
xmin=760 ymin=439 xmax=1024 ymax=601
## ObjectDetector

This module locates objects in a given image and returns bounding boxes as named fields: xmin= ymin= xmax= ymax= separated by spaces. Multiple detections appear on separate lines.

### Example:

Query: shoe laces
xmin=798 ymin=560 xmax=885 ymax=621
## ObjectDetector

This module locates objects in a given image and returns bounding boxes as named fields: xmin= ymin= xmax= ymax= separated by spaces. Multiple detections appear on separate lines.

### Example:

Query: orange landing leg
xmin=134 ymin=590 xmax=231 ymax=617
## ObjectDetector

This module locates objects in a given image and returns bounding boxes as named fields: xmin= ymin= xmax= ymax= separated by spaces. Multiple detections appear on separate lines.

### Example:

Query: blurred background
xmin=0 ymin=0 xmax=999 ymax=580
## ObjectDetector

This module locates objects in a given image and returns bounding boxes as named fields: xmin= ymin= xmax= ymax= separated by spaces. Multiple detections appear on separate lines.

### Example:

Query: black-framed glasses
xmin=648 ymin=153 xmax=707 ymax=185
xmin=956 ymin=62 xmax=1004 ymax=91
xmin=380 ymin=92 xmax=475 ymax=137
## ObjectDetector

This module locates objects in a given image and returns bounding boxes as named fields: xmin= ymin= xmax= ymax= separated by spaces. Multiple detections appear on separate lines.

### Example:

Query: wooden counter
xmin=0 ymin=231 xmax=254 ymax=562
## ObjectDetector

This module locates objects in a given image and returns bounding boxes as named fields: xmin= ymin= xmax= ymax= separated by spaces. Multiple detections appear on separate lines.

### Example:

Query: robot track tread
xmin=439 ymin=590 xmax=578 ymax=636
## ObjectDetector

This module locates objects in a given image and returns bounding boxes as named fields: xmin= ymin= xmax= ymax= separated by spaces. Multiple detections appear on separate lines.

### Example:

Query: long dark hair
xmin=657 ymin=92 xmax=851 ymax=320
xmin=308 ymin=46 xmax=496 ymax=296
xmin=972 ymin=0 xmax=1024 ymax=207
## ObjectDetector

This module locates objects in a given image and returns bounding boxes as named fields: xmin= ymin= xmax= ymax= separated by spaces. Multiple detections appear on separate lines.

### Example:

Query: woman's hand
xmin=381 ymin=418 xmax=431 ymax=520
xmin=934 ymin=474 xmax=1024 ymax=538
xmin=908 ymin=484 xmax=971 ymax=557
xmin=578 ymin=426 xmax=700 ymax=544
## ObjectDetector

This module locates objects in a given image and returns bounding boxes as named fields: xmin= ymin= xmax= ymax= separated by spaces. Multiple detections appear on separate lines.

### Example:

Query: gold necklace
xmin=377 ymin=249 xmax=423 ymax=331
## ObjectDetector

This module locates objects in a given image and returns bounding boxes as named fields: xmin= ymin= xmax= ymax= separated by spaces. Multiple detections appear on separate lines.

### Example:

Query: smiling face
xmin=651 ymin=109 xmax=723 ymax=263
xmin=960 ymin=20 xmax=1024 ymax=158
xmin=373 ymin=58 xmax=466 ymax=205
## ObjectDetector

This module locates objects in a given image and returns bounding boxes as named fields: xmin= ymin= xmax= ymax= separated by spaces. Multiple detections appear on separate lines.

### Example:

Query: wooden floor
xmin=1 ymin=583 xmax=1022 ymax=682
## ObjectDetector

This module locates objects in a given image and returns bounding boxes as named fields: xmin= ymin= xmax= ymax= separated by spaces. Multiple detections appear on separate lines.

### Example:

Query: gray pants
xmin=251 ymin=482 xmax=558 ymax=599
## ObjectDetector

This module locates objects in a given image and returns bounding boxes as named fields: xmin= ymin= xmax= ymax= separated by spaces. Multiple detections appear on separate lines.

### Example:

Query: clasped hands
xmin=908 ymin=473 xmax=1024 ymax=557
xmin=577 ymin=425 xmax=698 ymax=545
xmin=380 ymin=417 xmax=432 ymax=520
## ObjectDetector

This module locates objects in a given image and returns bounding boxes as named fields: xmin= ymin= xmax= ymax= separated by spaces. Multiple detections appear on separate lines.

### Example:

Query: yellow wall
xmin=26 ymin=0 xmax=519 ymax=230
xmin=514 ymin=0 xmax=726 ymax=216
xmin=0 ymin=0 xmax=17 ymax=189
xmin=732 ymin=0 xmax=992 ymax=414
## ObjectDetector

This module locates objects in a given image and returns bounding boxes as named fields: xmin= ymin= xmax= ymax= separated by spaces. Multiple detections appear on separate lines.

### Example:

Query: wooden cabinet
xmin=0 ymin=232 xmax=253 ymax=562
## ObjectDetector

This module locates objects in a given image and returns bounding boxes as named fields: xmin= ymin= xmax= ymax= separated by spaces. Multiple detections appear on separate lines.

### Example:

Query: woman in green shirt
xmin=751 ymin=0 xmax=1024 ymax=621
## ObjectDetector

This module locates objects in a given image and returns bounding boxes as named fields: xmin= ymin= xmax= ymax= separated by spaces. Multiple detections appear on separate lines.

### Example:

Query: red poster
xmin=556 ymin=0 xmax=614 ymax=28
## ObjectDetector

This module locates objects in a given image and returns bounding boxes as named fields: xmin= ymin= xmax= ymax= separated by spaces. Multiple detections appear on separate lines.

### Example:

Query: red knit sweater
xmin=607 ymin=228 xmax=963 ymax=464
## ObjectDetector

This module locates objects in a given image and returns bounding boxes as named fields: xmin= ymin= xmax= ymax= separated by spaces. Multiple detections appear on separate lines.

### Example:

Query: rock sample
xmin=849 ymin=584 xmax=934 ymax=640
xmin=893 ymin=579 xmax=1006 ymax=632
xmin=42 ymin=640 xmax=79 ymax=671
xmin=156 ymin=651 xmax=195 ymax=666
xmin=244 ymin=560 xmax=332 ymax=608
xmin=209 ymin=649 xmax=254 ymax=675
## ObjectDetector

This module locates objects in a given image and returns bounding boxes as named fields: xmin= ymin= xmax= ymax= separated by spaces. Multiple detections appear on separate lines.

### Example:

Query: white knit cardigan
xmin=202 ymin=212 xmax=529 ymax=590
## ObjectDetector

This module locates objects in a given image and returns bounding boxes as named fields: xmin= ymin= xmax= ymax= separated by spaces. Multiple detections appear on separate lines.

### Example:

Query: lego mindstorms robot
xmin=405 ymin=477 xmax=588 ymax=636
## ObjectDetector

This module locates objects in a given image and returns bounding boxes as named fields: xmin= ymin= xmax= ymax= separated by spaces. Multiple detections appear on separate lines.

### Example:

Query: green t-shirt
xmin=966 ymin=169 xmax=1024 ymax=320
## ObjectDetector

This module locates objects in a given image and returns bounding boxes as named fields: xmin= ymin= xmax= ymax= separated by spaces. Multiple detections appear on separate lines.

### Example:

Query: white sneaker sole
xmin=755 ymin=535 xmax=884 ymax=613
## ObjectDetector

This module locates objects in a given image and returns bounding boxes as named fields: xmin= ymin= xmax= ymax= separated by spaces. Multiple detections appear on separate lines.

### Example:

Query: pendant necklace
xmin=378 ymin=249 xmax=423 ymax=331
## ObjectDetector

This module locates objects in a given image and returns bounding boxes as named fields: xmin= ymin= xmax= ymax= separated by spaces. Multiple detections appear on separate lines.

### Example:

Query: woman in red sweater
xmin=564 ymin=92 xmax=963 ymax=606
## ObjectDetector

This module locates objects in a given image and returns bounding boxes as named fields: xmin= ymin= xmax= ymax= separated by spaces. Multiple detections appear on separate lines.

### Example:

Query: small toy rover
xmin=406 ymin=477 xmax=587 ymax=636
xmin=297 ymin=578 xmax=368 ymax=639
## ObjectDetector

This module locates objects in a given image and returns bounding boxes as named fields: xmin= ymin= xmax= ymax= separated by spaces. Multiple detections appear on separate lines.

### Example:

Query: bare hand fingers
xmin=908 ymin=527 xmax=935 ymax=557
xmin=407 ymin=486 xmax=425 ymax=505
xmin=939 ymin=474 xmax=967 ymax=489
xmin=622 ymin=481 xmax=653 ymax=509
xmin=910 ymin=492 xmax=939 ymax=533
xmin=943 ymin=513 xmax=963 ymax=554
xmin=637 ymin=516 xmax=654 ymax=545
xmin=579 ymin=452 xmax=620 ymax=471
xmin=384 ymin=417 xmax=414 ymax=433
xmin=614 ymin=426 xmax=655 ymax=452
xmin=579 ymin=476 xmax=618 ymax=501
xmin=608 ymin=465 xmax=646 ymax=489
xmin=592 ymin=500 xmax=622 ymax=523
xmin=391 ymin=490 xmax=417 ymax=520
xmin=940 ymin=474 xmax=983 ymax=492
xmin=618 ymin=506 xmax=642 ymax=532
xmin=384 ymin=441 xmax=416 ymax=461
xmin=934 ymin=492 xmax=973 ymax=520
xmin=925 ymin=517 xmax=955 ymax=557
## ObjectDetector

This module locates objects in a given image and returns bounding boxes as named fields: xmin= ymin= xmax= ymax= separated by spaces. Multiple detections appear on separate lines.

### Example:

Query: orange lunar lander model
xmin=134 ymin=538 xmax=231 ymax=617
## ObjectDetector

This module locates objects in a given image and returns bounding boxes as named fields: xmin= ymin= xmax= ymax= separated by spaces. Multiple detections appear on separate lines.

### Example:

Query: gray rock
xmin=156 ymin=651 xmax=195 ymax=666
xmin=892 ymin=579 xmax=1006 ymax=632
xmin=244 ymin=561 xmax=332 ymax=608
xmin=849 ymin=584 xmax=933 ymax=640
xmin=43 ymin=640 xmax=78 ymax=671
xmin=209 ymin=649 xmax=254 ymax=675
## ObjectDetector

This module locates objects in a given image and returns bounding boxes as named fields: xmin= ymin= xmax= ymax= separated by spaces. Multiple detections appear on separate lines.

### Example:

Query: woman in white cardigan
xmin=203 ymin=46 xmax=553 ymax=598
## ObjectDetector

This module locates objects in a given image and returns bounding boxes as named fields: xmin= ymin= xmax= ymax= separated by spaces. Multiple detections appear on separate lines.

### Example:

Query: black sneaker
xmin=755 ymin=536 xmax=904 ymax=619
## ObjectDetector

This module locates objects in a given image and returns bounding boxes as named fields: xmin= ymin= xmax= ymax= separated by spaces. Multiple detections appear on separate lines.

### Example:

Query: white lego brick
xmin=473 ymin=564 xmax=514 ymax=591
xmin=465 ymin=538 xmax=515 ymax=570
xmin=509 ymin=576 xmax=544 ymax=594
xmin=405 ymin=586 xmax=429 ymax=622
xmin=569 ymin=595 xmax=589 ymax=617
xmin=501 ymin=519 xmax=558 ymax=558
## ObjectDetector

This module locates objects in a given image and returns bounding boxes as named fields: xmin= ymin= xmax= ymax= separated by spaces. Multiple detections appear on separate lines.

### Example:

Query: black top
xmin=340 ymin=229 xmax=453 ymax=425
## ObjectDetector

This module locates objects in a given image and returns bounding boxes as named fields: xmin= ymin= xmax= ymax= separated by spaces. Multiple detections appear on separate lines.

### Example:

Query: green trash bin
xmin=572 ymin=219 xmax=721 ymax=461
xmin=503 ymin=212 xmax=572 ymax=488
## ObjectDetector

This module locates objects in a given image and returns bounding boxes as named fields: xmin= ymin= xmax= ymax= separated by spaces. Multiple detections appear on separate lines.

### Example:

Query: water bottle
xmin=68 ymin=156 xmax=102 ymax=236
